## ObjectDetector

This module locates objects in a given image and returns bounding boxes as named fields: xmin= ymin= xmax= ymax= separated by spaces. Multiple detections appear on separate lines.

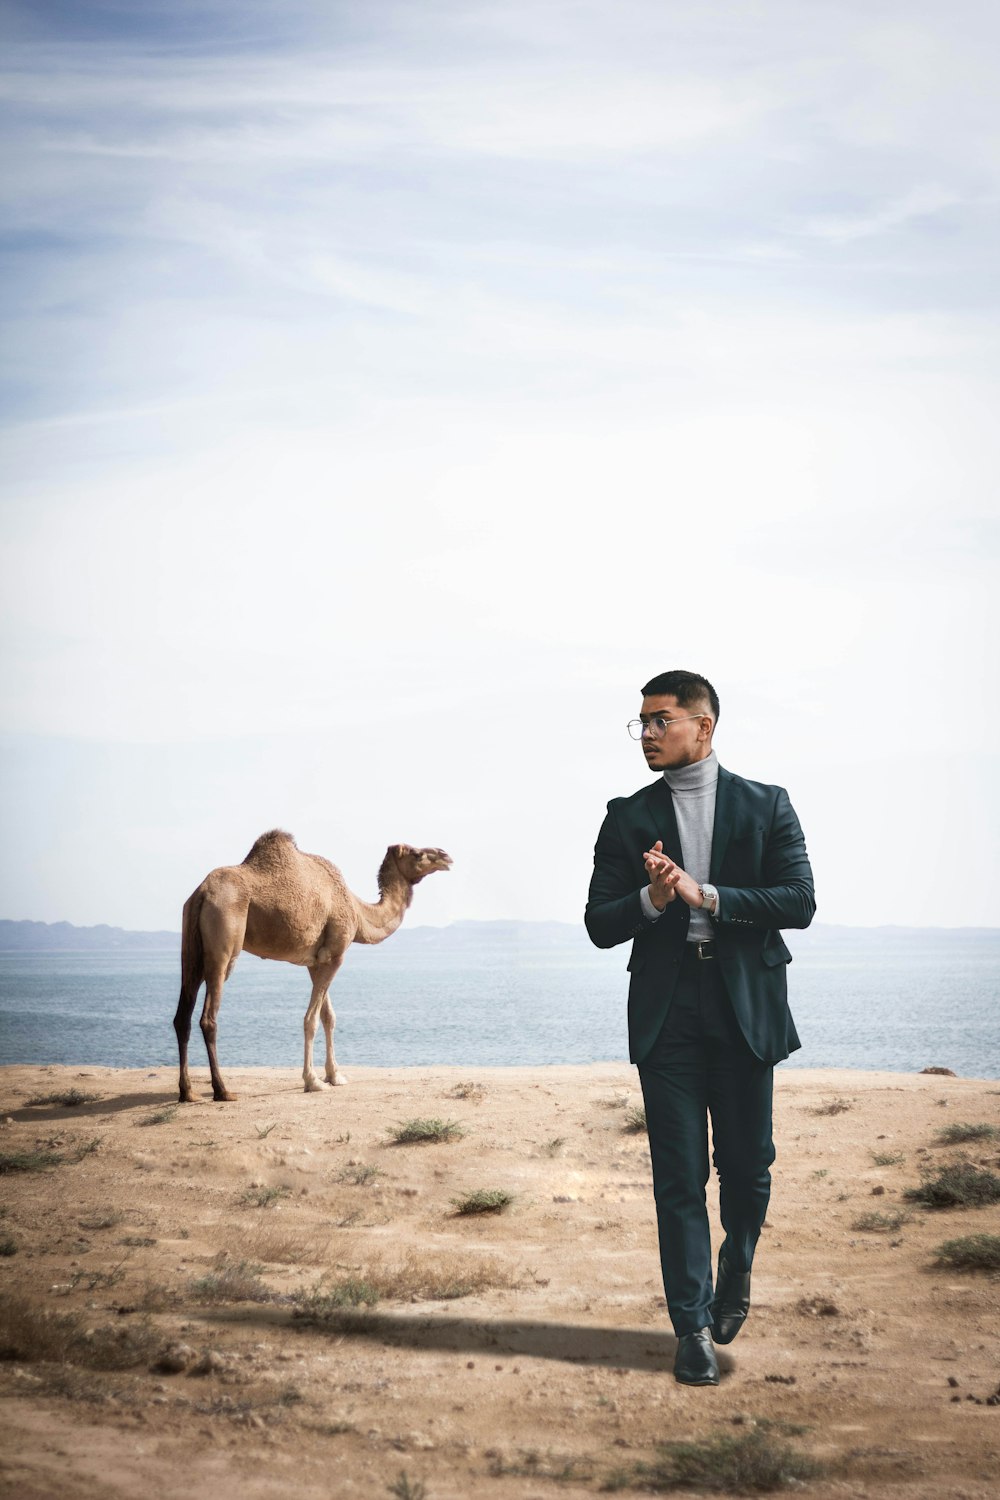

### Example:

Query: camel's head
xmin=391 ymin=844 xmax=453 ymax=883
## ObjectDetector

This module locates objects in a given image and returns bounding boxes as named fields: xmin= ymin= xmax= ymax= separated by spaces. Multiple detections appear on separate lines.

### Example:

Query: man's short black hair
xmin=640 ymin=669 xmax=720 ymax=724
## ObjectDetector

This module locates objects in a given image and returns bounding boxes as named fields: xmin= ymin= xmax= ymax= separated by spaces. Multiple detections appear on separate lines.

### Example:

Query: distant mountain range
xmin=1 ymin=916 xmax=996 ymax=953
xmin=0 ymin=919 xmax=181 ymax=951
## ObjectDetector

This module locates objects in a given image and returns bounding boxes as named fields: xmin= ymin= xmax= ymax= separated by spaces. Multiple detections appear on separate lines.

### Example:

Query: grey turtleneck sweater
xmin=640 ymin=749 xmax=720 ymax=941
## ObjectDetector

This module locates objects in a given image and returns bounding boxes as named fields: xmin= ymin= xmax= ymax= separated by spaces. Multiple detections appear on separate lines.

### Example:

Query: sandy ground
xmin=0 ymin=1061 xmax=998 ymax=1500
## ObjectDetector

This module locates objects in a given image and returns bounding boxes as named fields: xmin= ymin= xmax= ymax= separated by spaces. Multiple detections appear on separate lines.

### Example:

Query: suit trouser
xmin=637 ymin=949 xmax=775 ymax=1337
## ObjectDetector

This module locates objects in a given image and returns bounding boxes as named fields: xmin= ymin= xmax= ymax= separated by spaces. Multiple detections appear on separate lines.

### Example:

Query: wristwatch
xmin=699 ymin=883 xmax=719 ymax=917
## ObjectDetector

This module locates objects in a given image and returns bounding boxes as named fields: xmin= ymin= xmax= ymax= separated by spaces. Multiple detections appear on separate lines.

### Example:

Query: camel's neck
xmin=353 ymin=856 xmax=414 ymax=945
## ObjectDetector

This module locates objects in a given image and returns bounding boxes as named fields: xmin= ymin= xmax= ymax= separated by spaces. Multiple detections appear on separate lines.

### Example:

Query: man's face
xmin=638 ymin=694 xmax=714 ymax=772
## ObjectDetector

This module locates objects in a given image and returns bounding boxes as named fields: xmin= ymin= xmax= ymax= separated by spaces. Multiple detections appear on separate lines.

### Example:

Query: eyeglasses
xmin=627 ymin=712 xmax=706 ymax=740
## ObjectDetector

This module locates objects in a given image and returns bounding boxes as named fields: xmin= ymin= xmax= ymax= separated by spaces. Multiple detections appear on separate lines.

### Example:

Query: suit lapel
xmin=710 ymin=766 xmax=738 ymax=881
xmin=649 ymin=777 xmax=683 ymax=863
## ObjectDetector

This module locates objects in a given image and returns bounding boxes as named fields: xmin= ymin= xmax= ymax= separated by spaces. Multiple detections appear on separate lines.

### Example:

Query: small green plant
xmin=117 ymin=1234 xmax=157 ymax=1248
xmin=338 ymin=1163 xmax=383 ymax=1186
xmin=139 ymin=1106 xmax=178 ymax=1126
xmin=70 ymin=1138 xmax=101 ymax=1161
xmin=932 ymin=1233 xmax=1000 ymax=1273
xmin=542 ymin=1136 xmax=566 ymax=1157
xmin=934 ymin=1122 xmax=999 ymax=1146
xmin=623 ymin=1105 xmax=647 ymax=1134
xmin=24 ymin=1088 xmax=99 ymax=1108
xmin=238 ymin=1184 xmax=290 ymax=1209
xmin=0 ymin=1235 xmax=17 ymax=1256
xmin=611 ymin=1423 xmax=823 ymax=1492
xmin=388 ymin=1118 xmax=465 ymax=1145
xmin=79 ymin=1213 xmax=123 ymax=1231
xmin=810 ymin=1097 xmax=853 ymax=1116
xmin=904 ymin=1161 xmax=1000 ymax=1209
xmin=388 ymin=1472 xmax=427 ymax=1500
xmin=811 ymin=1169 xmax=828 ymax=1179
xmin=852 ymin=1210 xmax=909 ymax=1233
xmin=451 ymin=1189 xmax=513 ymax=1216
xmin=255 ymin=1121 xmax=278 ymax=1139
xmin=871 ymin=1150 xmax=905 ymax=1166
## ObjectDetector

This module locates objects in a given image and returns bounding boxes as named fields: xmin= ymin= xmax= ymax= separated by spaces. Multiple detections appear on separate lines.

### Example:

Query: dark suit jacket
xmin=585 ymin=766 xmax=816 ymax=1066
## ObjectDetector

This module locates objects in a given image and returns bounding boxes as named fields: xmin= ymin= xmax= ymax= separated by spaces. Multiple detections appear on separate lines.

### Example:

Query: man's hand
xmin=643 ymin=841 xmax=704 ymax=911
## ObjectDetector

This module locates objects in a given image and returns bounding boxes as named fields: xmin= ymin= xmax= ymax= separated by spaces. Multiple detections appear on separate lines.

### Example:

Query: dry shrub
xmin=0 ymin=1296 xmax=79 ymax=1363
xmin=388 ymin=1118 xmax=465 ymax=1145
xmin=451 ymin=1189 xmax=513 ymax=1215
xmin=810 ymin=1098 xmax=853 ymax=1116
xmin=0 ymin=1295 xmax=161 ymax=1370
xmin=190 ymin=1256 xmax=274 ymax=1304
xmin=0 ymin=1149 xmax=65 ymax=1173
xmin=610 ymin=1424 xmax=824 ymax=1493
xmin=337 ymin=1163 xmax=383 ymax=1186
xmin=933 ymin=1233 xmax=1000 ymax=1273
xmin=851 ymin=1210 xmax=909 ymax=1233
xmin=243 ymin=1224 xmax=329 ymax=1266
xmin=904 ymin=1161 xmax=1000 ymax=1209
xmin=448 ymin=1081 xmax=486 ymax=1102
xmin=488 ymin=1450 xmax=596 ymax=1482
xmin=299 ymin=1248 xmax=517 ymax=1314
xmin=368 ymin=1248 xmax=517 ymax=1300
xmin=133 ymin=1279 xmax=182 ymax=1312
xmin=934 ymin=1122 xmax=999 ymax=1146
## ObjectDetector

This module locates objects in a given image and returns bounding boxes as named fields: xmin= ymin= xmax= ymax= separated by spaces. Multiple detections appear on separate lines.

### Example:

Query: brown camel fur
xmin=173 ymin=830 xmax=452 ymax=1102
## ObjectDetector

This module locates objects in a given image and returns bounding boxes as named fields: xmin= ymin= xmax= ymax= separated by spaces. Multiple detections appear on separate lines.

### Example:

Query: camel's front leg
xmin=319 ymin=995 xmax=348 ymax=1086
xmin=304 ymin=960 xmax=344 ymax=1093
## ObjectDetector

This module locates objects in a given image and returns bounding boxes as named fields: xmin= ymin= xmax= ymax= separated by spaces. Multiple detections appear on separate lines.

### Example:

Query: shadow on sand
xmin=199 ymin=1305 xmax=736 ymax=1376
xmin=6 ymin=1090 xmax=178 ymax=1122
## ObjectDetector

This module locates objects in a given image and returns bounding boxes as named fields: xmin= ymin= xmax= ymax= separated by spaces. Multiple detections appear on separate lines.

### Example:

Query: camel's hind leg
xmin=305 ymin=958 xmax=345 ymax=1092
xmin=174 ymin=988 xmax=199 ymax=1103
xmin=200 ymin=955 xmax=239 ymax=1102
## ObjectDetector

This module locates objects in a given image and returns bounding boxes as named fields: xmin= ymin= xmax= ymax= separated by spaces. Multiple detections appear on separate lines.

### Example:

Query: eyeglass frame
xmin=626 ymin=712 xmax=709 ymax=741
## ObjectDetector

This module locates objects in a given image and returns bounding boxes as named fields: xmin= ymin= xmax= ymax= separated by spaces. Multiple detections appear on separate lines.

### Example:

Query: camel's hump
xmin=243 ymin=829 xmax=297 ymax=864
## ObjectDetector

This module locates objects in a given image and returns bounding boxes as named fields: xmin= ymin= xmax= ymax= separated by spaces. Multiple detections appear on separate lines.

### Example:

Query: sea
xmin=0 ymin=924 xmax=998 ymax=1079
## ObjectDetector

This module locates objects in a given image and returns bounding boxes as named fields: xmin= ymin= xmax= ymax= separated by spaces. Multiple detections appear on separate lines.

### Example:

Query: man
xmin=585 ymin=670 xmax=815 ymax=1386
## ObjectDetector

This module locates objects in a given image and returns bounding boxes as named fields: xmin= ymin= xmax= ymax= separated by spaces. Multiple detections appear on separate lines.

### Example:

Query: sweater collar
xmin=662 ymin=748 xmax=719 ymax=793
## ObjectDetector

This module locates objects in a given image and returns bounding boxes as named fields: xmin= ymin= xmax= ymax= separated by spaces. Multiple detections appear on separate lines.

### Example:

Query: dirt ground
xmin=0 ymin=1061 xmax=998 ymax=1499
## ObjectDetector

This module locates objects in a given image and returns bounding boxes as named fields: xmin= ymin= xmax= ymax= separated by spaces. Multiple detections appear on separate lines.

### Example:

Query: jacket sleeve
xmin=714 ymin=788 xmax=816 ymax=931
xmin=584 ymin=802 xmax=652 ymax=950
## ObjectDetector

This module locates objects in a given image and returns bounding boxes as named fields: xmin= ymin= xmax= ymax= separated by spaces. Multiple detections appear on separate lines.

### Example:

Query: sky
xmin=1 ymin=0 xmax=998 ymax=932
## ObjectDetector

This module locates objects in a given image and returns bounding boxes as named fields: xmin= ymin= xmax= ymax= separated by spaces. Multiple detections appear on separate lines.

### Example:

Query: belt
xmin=683 ymin=939 xmax=717 ymax=961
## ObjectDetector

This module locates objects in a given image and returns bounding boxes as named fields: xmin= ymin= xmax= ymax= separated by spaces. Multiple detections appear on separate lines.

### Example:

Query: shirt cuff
xmin=639 ymin=885 xmax=663 ymax=922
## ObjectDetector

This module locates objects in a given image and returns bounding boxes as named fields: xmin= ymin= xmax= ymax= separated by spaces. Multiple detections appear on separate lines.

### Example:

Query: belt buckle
xmin=695 ymin=940 xmax=714 ymax=961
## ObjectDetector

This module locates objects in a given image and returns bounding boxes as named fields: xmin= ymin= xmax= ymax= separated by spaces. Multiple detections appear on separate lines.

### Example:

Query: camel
xmin=173 ymin=830 xmax=452 ymax=1102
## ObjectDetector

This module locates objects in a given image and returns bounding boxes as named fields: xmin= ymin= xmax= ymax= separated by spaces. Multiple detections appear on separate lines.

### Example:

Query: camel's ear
xmin=391 ymin=843 xmax=410 ymax=859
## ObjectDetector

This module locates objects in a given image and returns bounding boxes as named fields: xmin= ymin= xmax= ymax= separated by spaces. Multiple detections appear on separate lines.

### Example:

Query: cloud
xmin=1 ymin=1 xmax=998 ymax=925
xmin=799 ymin=184 xmax=962 ymax=243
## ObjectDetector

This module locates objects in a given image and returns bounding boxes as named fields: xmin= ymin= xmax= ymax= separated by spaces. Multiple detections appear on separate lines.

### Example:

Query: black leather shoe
xmin=674 ymin=1328 xmax=719 ymax=1386
xmin=710 ymin=1255 xmax=751 ymax=1345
